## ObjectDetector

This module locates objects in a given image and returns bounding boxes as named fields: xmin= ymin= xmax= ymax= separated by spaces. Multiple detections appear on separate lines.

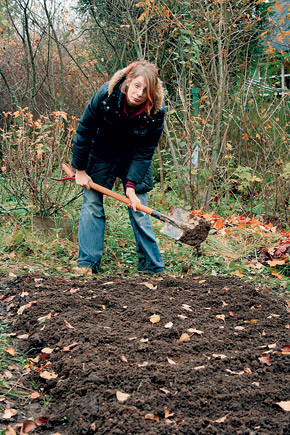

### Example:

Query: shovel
xmin=57 ymin=163 xmax=210 ymax=249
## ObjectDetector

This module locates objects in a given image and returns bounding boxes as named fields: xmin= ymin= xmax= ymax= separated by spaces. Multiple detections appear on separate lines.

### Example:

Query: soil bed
xmin=0 ymin=273 xmax=289 ymax=434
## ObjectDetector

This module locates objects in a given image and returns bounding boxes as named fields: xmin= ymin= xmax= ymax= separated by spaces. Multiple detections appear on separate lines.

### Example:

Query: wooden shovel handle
xmin=61 ymin=163 xmax=154 ymax=216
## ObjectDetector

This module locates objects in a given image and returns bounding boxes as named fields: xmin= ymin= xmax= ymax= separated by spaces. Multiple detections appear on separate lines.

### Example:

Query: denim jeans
xmin=77 ymin=188 xmax=164 ymax=273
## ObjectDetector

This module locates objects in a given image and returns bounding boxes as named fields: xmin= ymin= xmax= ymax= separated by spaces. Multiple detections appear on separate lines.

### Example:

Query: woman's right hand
xmin=75 ymin=170 xmax=92 ymax=190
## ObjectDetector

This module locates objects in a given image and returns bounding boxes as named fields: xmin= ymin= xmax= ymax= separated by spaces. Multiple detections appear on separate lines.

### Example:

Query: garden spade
xmin=57 ymin=163 xmax=211 ymax=249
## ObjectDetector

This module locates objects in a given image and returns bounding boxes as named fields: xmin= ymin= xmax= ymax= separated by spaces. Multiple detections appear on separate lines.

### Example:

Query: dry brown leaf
xmin=64 ymin=320 xmax=74 ymax=329
xmin=149 ymin=314 xmax=160 ymax=324
xmin=30 ymin=392 xmax=40 ymax=399
xmin=4 ymin=347 xmax=15 ymax=357
xmin=267 ymin=259 xmax=286 ymax=267
xmin=234 ymin=326 xmax=245 ymax=330
xmin=144 ymin=413 xmax=159 ymax=422
xmin=272 ymin=269 xmax=284 ymax=279
xmin=159 ymin=388 xmax=170 ymax=394
xmin=41 ymin=347 xmax=54 ymax=354
xmin=177 ymin=333 xmax=190 ymax=342
xmin=4 ymin=425 xmax=17 ymax=435
xmin=120 ymin=355 xmax=128 ymax=363
xmin=230 ymin=270 xmax=244 ymax=277
xmin=39 ymin=371 xmax=58 ymax=380
xmin=281 ymin=345 xmax=290 ymax=353
xmin=63 ymin=342 xmax=78 ymax=352
xmin=17 ymin=301 xmax=37 ymax=315
xmin=258 ymin=353 xmax=271 ymax=366
xmin=164 ymin=408 xmax=174 ymax=418
xmin=116 ymin=391 xmax=130 ymax=402
xmin=2 ymin=408 xmax=18 ymax=419
xmin=182 ymin=304 xmax=192 ymax=312
xmin=244 ymin=367 xmax=252 ymax=374
xmin=216 ymin=314 xmax=225 ymax=322
xmin=212 ymin=354 xmax=227 ymax=359
xmin=17 ymin=334 xmax=29 ymax=339
xmin=167 ymin=357 xmax=177 ymax=365
xmin=215 ymin=413 xmax=231 ymax=423
xmin=21 ymin=420 xmax=37 ymax=433
xmin=276 ymin=401 xmax=290 ymax=411
xmin=142 ymin=282 xmax=157 ymax=290
xmin=164 ymin=321 xmax=173 ymax=329
xmin=285 ymin=324 xmax=290 ymax=329
xmin=187 ymin=328 xmax=204 ymax=335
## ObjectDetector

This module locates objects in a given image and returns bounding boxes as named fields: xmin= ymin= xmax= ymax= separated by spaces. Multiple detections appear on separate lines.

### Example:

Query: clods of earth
xmin=0 ymin=273 xmax=289 ymax=434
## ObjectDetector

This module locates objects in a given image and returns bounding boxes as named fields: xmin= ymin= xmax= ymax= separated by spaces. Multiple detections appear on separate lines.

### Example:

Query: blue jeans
xmin=77 ymin=188 xmax=164 ymax=273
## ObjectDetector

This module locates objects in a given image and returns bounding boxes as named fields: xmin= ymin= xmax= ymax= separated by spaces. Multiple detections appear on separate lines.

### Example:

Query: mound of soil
xmin=1 ymin=273 xmax=289 ymax=434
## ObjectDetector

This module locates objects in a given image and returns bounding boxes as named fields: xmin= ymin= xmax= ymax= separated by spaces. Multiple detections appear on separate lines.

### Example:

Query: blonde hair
xmin=121 ymin=61 xmax=159 ymax=115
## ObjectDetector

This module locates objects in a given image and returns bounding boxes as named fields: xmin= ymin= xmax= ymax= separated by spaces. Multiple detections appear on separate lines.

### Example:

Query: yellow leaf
xmin=150 ymin=314 xmax=160 ymax=324
xmin=116 ymin=391 xmax=130 ymax=402
xmin=272 ymin=269 xmax=284 ymax=279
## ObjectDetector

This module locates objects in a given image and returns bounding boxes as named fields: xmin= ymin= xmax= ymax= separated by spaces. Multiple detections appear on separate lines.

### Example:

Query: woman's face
xmin=126 ymin=75 xmax=148 ymax=107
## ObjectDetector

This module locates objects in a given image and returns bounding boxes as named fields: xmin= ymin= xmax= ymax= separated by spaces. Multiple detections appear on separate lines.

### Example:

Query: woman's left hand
xmin=126 ymin=187 xmax=141 ymax=212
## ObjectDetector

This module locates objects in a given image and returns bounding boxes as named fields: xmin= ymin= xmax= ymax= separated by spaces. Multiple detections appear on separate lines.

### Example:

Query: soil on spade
xmin=0 ymin=273 xmax=289 ymax=434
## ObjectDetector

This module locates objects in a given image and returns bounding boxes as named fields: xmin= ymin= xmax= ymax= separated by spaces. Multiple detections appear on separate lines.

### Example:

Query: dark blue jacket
xmin=72 ymin=78 xmax=165 ymax=193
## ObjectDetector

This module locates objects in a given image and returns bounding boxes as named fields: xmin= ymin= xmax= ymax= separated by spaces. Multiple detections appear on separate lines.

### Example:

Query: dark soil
xmin=1 ymin=273 xmax=289 ymax=434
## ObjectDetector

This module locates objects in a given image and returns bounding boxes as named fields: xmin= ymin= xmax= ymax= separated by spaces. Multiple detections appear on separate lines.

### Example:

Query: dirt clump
xmin=0 ymin=273 xmax=289 ymax=434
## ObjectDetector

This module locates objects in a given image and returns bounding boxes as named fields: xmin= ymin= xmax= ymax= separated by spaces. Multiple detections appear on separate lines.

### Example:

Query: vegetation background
xmin=0 ymin=0 xmax=289 ymax=292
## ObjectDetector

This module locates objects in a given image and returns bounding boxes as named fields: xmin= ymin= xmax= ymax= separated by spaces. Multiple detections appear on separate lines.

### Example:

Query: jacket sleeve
xmin=126 ymin=107 xmax=165 ymax=185
xmin=71 ymin=83 xmax=108 ymax=170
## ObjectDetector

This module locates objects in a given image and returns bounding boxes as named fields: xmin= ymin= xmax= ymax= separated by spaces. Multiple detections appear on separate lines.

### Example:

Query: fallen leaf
xmin=63 ymin=342 xmax=78 ymax=351
xmin=267 ymin=259 xmax=286 ymax=267
xmin=182 ymin=304 xmax=192 ymax=312
xmin=276 ymin=401 xmax=290 ymax=411
xmin=137 ymin=361 xmax=149 ymax=367
xmin=193 ymin=365 xmax=205 ymax=370
xmin=2 ymin=408 xmax=18 ymax=419
xmin=177 ymin=333 xmax=190 ymax=342
xmin=244 ymin=367 xmax=252 ymax=374
xmin=272 ymin=269 xmax=284 ymax=279
xmin=159 ymin=388 xmax=170 ymax=394
xmin=212 ymin=354 xmax=227 ymax=359
xmin=142 ymin=282 xmax=157 ymax=290
xmin=4 ymin=347 xmax=15 ymax=357
xmin=167 ymin=357 xmax=177 ymax=365
xmin=140 ymin=338 xmax=149 ymax=343
xmin=116 ymin=391 xmax=130 ymax=402
xmin=281 ymin=345 xmax=290 ymax=353
xmin=285 ymin=325 xmax=290 ymax=329
xmin=216 ymin=314 xmax=225 ymax=322
xmin=187 ymin=328 xmax=204 ymax=335
xmin=21 ymin=420 xmax=37 ymax=433
xmin=249 ymin=319 xmax=259 ymax=323
xmin=41 ymin=348 xmax=54 ymax=354
xmin=234 ymin=326 xmax=245 ymax=330
xmin=39 ymin=371 xmax=58 ymax=380
xmin=199 ymin=280 xmax=206 ymax=283
xmin=252 ymin=381 xmax=260 ymax=387
xmin=4 ymin=425 xmax=17 ymax=435
xmin=150 ymin=314 xmax=160 ymax=324
xmin=164 ymin=408 xmax=174 ymax=418
xmin=258 ymin=353 xmax=271 ymax=366
xmin=164 ymin=321 xmax=173 ymax=329
xmin=17 ymin=334 xmax=29 ymax=339
xmin=215 ymin=412 xmax=231 ymax=423
xmin=225 ymin=369 xmax=244 ymax=375
xmin=144 ymin=413 xmax=159 ymax=422
xmin=221 ymin=300 xmax=228 ymax=307
xmin=120 ymin=355 xmax=128 ymax=362
xmin=177 ymin=314 xmax=187 ymax=320
xmin=64 ymin=320 xmax=74 ymax=329
xmin=17 ymin=301 xmax=37 ymax=315
xmin=230 ymin=270 xmax=244 ymax=277
xmin=30 ymin=392 xmax=41 ymax=399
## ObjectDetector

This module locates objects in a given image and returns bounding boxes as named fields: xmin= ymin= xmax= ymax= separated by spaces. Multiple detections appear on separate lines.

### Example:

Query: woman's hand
xmin=126 ymin=187 xmax=141 ymax=211
xmin=75 ymin=170 xmax=92 ymax=190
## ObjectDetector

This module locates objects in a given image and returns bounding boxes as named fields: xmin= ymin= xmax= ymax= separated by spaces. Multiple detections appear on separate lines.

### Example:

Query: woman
xmin=72 ymin=60 xmax=165 ymax=275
